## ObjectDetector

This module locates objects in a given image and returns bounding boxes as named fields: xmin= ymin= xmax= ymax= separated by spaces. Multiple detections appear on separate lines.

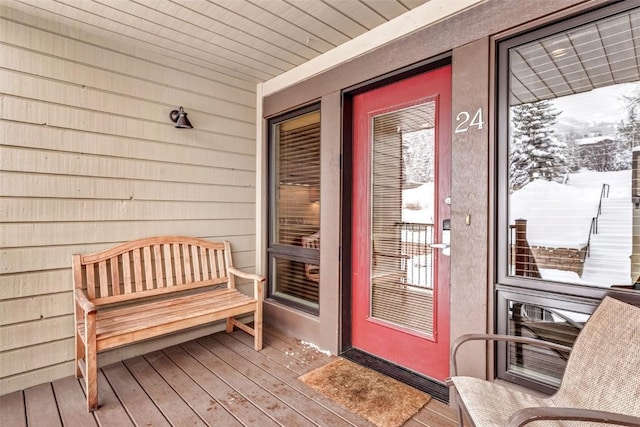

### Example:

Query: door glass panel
xmin=370 ymin=101 xmax=436 ymax=335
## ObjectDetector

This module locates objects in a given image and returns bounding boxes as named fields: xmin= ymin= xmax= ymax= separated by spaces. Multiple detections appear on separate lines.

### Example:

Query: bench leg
xmin=226 ymin=317 xmax=234 ymax=334
xmin=75 ymin=328 xmax=84 ymax=379
xmin=254 ymin=305 xmax=263 ymax=351
xmin=85 ymin=313 xmax=98 ymax=411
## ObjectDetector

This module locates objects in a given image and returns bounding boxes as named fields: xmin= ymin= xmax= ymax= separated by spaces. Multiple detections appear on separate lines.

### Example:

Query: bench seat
xmin=77 ymin=288 xmax=256 ymax=352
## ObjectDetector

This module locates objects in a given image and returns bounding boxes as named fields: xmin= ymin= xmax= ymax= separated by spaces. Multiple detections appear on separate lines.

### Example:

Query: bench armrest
xmin=449 ymin=334 xmax=572 ymax=377
xmin=74 ymin=288 xmax=96 ymax=313
xmin=228 ymin=267 xmax=265 ymax=283
xmin=508 ymin=407 xmax=640 ymax=426
xmin=228 ymin=267 xmax=265 ymax=301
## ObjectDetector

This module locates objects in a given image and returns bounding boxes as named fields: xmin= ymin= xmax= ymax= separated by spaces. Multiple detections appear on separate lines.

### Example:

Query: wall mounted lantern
xmin=169 ymin=106 xmax=193 ymax=129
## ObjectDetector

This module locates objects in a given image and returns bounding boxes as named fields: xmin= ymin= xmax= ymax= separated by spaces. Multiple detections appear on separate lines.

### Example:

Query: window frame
xmin=267 ymin=103 xmax=321 ymax=315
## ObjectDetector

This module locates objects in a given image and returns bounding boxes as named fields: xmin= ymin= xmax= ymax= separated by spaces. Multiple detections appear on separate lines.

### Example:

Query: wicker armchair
xmin=447 ymin=297 xmax=640 ymax=426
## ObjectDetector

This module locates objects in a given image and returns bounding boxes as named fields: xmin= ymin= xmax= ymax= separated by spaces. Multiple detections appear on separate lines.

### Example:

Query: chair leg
xmin=226 ymin=318 xmax=234 ymax=333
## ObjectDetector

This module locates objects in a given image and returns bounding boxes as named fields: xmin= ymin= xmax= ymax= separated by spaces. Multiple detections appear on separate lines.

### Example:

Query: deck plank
xmin=124 ymin=356 xmax=208 ymax=427
xmin=85 ymin=370 xmax=135 ymax=427
xmin=102 ymin=362 xmax=170 ymax=427
xmin=413 ymin=399 xmax=458 ymax=426
xmin=143 ymin=350 xmax=243 ymax=427
xmin=181 ymin=339 xmax=316 ymax=426
xmin=0 ymin=391 xmax=27 ymax=427
xmin=51 ymin=377 xmax=98 ymax=426
xmin=162 ymin=344 xmax=281 ymax=427
xmin=24 ymin=383 xmax=62 ymax=427
xmin=198 ymin=335 xmax=354 ymax=427
xmin=213 ymin=333 xmax=374 ymax=427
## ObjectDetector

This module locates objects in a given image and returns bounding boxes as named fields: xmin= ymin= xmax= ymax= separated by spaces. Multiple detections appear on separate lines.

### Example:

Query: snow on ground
xmin=510 ymin=170 xmax=630 ymax=248
xmin=538 ymin=268 xmax=588 ymax=284
xmin=402 ymin=182 xmax=434 ymax=223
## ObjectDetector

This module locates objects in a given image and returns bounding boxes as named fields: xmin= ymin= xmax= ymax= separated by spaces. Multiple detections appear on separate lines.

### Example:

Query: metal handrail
xmin=582 ymin=183 xmax=610 ymax=261
xmin=597 ymin=183 xmax=610 ymax=216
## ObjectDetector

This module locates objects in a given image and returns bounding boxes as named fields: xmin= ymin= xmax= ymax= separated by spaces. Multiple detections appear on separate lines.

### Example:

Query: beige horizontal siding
xmin=0 ymin=270 xmax=71 ymax=300
xmin=0 ymin=145 xmax=256 ymax=184
xmin=1 ymin=317 xmax=75 ymax=351
xmin=2 ymin=241 xmax=256 ymax=274
xmin=0 ymin=172 xmax=256 ymax=202
xmin=0 ymin=4 xmax=258 ymax=395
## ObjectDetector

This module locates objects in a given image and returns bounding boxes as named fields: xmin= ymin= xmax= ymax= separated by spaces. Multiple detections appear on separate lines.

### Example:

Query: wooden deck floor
xmin=0 ymin=328 xmax=458 ymax=427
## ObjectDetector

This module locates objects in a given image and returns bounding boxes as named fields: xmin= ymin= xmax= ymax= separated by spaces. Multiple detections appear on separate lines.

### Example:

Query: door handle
xmin=430 ymin=243 xmax=450 ymax=249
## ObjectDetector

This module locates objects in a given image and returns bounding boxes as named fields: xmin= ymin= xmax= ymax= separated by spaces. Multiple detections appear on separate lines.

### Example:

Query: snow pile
xmin=402 ymin=182 xmax=434 ymax=223
xmin=510 ymin=169 xmax=630 ymax=248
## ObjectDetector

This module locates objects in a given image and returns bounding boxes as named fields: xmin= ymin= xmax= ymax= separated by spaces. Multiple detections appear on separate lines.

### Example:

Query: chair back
xmin=554 ymin=297 xmax=640 ymax=417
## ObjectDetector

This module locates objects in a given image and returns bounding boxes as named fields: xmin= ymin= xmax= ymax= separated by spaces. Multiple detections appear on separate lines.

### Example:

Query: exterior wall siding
xmin=0 ymin=5 xmax=257 ymax=395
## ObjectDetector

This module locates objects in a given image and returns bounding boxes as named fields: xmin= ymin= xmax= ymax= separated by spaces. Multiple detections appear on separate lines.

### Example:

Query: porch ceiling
xmin=10 ymin=0 xmax=429 ymax=84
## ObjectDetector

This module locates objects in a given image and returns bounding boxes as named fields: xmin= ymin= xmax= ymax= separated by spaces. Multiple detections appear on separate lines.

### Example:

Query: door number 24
xmin=455 ymin=108 xmax=484 ymax=133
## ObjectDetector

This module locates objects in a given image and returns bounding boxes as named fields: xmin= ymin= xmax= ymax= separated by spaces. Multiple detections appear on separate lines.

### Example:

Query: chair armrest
xmin=450 ymin=334 xmax=572 ymax=376
xmin=74 ymin=288 xmax=96 ymax=313
xmin=507 ymin=407 xmax=640 ymax=426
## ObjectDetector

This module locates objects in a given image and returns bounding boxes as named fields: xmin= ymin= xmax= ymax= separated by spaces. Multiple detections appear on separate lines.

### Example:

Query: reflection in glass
xmin=506 ymin=300 xmax=589 ymax=388
xmin=507 ymin=8 xmax=639 ymax=289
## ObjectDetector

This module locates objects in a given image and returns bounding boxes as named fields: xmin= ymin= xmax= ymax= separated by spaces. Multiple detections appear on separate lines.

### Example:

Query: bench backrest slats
xmin=200 ymin=246 xmax=209 ymax=280
xmin=110 ymin=259 xmax=120 ymax=296
xmin=98 ymin=261 xmax=108 ymax=297
xmin=133 ymin=249 xmax=143 ymax=292
xmin=218 ymin=250 xmax=226 ymax=281
xmin=74 ymin=237 xmax=234 ymax=304
xmin=163 ymin=244 xmax=174 ymax=287
xmin=209 ymin=249 xmax=218 ymax=279
xmin=183 ymin=244 xmax=193 ymax=283
xmin=190 ymin=245 xmax=199 ymax=281
xmin=122 ymin=252 xmax=132 ymax=293
xmin=154 ymin=245 xmax=163 ymax=288
xmin=86 ymin=263 xmax=96 ymax=299
xmin=143 ymin=246 xmax=153 ymax=289
xmin=174 ymin=244 xmax=184 ymax=285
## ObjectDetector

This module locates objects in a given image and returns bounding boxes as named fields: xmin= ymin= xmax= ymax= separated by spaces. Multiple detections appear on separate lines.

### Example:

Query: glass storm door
xmin=351 ymin=66 xmax=452 ymax=381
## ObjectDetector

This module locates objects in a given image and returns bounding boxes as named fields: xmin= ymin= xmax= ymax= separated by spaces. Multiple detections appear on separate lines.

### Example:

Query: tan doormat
xmin=299 ymin=357 xmax=431 ymax=427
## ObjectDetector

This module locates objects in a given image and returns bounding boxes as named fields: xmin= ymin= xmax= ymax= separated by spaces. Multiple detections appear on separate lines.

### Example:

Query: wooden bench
xmin=73 ymin=236 xmax=264 ymax=411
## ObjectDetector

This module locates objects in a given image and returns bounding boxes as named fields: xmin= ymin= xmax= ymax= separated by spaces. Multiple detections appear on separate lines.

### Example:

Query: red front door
xmin=351 ymin=66 xmax=452 ymax=381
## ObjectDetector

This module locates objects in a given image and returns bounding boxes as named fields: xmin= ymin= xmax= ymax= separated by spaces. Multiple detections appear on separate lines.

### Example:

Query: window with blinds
xmin=497 ymin=3 xmax=639 ymax=391
xmin=268 ymin=107 xmax=320 ymax=313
